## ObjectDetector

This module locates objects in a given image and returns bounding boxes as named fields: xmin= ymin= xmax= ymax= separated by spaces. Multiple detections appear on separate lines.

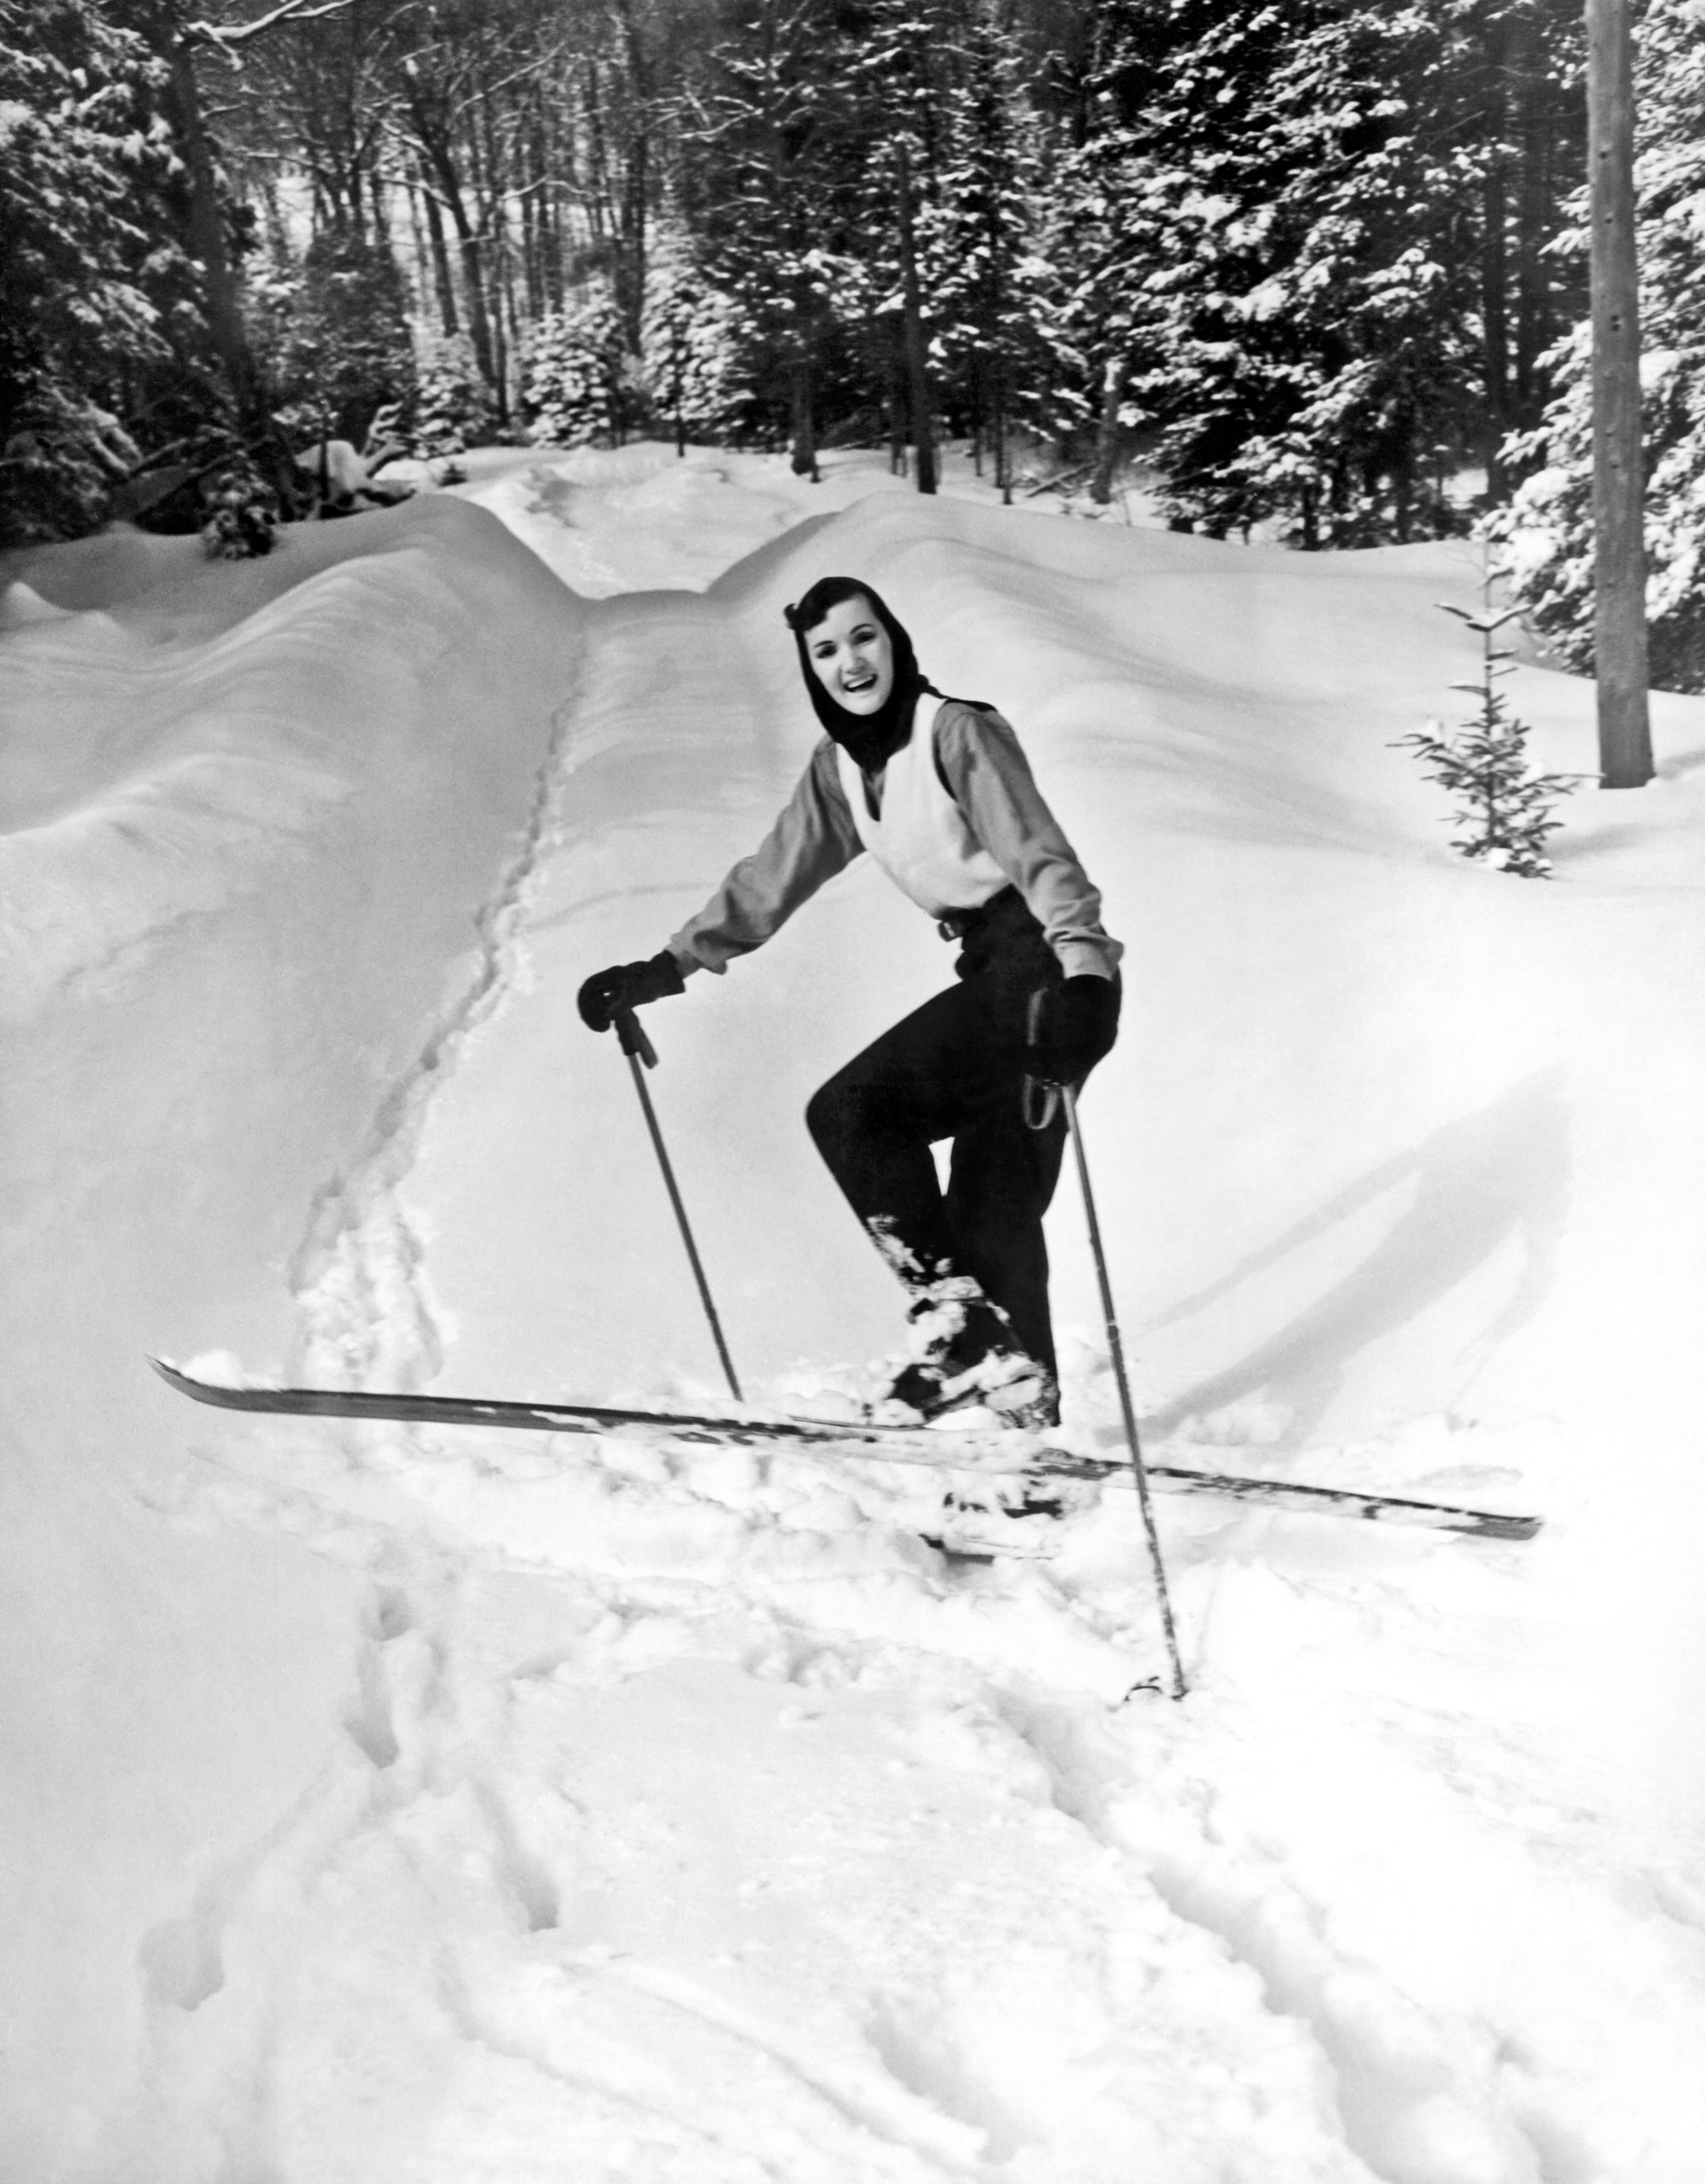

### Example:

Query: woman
xmin=578 ymin=576 xmax=1120 ymax=1429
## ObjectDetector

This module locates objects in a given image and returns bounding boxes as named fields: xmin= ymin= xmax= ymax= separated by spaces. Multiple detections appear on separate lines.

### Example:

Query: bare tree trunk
xmin=617 ymin=0 xmax=650 ymax=359
xmin=414 ymin=108 xmax=497 ymax=390
xmin=469 ymin=91 xmax=509 ymax=424
xmin=160 ymin=27 xmax=265 ymax=432
xmin=790 ymin=352 xmax=819 ymax=480
xmin=1514 ymin=6 xmax=1572 ymax=429
xmin=1585 ymin=0 xmax=1652 ymax=786
xmin=888 ymin=312 xmax=908 ymax=475
xmin=1391 ymin=420 xmax=1414 ymax=543
xmin=583 ymin=60 xmax=612 ymax=259
xmin=448 ymin=196 xmax=498 ymax=395
xmin=895 ymin=141 xmax=937 ymax=495
xmin=418 ymin=165 xmax=460 ymax=335
xmin=992 ymin=343 xmax=1011 ymax=506
xmin=493 ymin=204 xmax=519 ymax=423
xmin=1090 ymin=355 xmax=1123 ymax=503
xmin=404 ymin=181 xmax=432 ymax=327
xmin=540 ymin=93 xmax=560 ymax=317
xmin=151 ymin=11 xmax=309 ymax=511
xmin=518 ymin=147 xmax=538 ymax=323
xmin=984 ymin=246 xmax=1010 ymax=504
xmin=1480 ymin=15 xmax=1511 ymax=499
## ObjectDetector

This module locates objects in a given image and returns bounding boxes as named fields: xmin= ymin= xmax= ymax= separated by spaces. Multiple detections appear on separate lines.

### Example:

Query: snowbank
xmin=1 ymin=498 xmax=587 ymax=2175
xmin=5 ymin=455 xmax=1704 ymax=2180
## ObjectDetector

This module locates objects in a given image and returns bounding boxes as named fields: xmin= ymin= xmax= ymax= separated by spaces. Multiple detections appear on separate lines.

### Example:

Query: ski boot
xmin=873 ymin=1278 xmax=1059 ymax=1431
xmin=924 ymin=1471 xmax=1101 ymax=1559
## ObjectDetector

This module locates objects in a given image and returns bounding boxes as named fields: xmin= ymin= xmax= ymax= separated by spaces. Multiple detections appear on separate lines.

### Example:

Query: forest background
xmin=4 ymin=0 xmax=1705 ymax=685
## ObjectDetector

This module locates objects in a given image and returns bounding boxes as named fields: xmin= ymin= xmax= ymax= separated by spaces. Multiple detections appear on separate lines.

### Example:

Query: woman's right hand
xmin=577 ymin=950 xmax=687 ymax=1032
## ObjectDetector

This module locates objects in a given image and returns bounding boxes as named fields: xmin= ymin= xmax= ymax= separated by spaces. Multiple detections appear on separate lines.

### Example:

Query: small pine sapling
xmin=1397 ymin=583 xmax=1579 ymax=877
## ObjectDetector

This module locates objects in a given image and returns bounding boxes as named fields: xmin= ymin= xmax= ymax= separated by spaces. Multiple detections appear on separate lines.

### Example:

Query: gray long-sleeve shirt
xmin=667 ymin=699 xmax=1121 ymax=981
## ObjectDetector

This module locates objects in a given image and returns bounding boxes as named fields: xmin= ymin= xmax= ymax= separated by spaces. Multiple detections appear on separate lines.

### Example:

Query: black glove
xmin=1028 ymin=974 xmax=1120 ymax=1087
xmin=577 ymin=949 xmax=686 ymax=1032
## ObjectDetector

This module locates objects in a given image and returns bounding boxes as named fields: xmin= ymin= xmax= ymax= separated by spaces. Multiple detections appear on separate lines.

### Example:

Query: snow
xmin=4 ymin=446 xmax=1704 ymax=2183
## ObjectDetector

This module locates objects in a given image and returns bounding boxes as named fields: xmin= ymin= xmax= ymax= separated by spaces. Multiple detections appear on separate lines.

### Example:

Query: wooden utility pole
xmin=1585 ymin=0 xmax=1654 ymax=786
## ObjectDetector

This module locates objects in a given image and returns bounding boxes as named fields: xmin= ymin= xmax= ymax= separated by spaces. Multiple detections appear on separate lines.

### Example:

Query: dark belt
xmin=936 ymin=885 xmax=1022 ymax=943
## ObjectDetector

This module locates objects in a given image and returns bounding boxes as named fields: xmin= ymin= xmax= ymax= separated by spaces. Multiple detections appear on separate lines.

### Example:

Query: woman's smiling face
xmin=804 ymin=595 xmax=895 ymax=716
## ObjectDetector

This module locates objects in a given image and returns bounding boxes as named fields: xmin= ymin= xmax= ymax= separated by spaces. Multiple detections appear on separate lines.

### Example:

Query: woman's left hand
xmin=1028 ymin=975 xmax=1121 ymax=1087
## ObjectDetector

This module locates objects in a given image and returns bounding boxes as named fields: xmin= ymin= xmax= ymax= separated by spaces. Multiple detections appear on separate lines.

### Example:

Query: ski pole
xmin=612 ymin=1007 xmax=744 ymax=1404
xmin=1062 ymin=1082 xmax=1187 ymax=1701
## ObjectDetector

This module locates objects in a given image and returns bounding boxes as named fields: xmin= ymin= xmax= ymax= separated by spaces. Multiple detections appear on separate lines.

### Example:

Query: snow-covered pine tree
xmin=1397 ymin=589 xmax=1578 ymax=875
xmin=409 ymin=335 xmax=494 ymax=458
xmin=843 ymin=0 xmax=986 ymax=490
xmin=929 ymin=6 xmax=1066 ymax=498
xmin=686 ymin=0 xmax=858 ymax=475
xmin=0 ymin=0 xmax=169 ymax=544
xmin=639 ymin=221 xmax=751 ymax=452
xmin=521 ymin=294 xmax=634 ymax=447
xmin=263 ymin=229 xmax=415 ymax=453
xmin=1042 ymin=60 xmax=1151 ymax=498
xmin=1495 ymin=0 xmax=1705 ymax=692
xmin=1078 ymin=0 xmax=1512 ymax=545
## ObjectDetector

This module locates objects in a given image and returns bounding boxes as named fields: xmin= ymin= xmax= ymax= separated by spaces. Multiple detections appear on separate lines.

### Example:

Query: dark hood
xmin=785 ymin=579 xmax=938 ymax=774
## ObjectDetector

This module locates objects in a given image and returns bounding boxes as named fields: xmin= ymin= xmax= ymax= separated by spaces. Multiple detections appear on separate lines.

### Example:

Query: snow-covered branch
xmin=187 ymin=0 xmax=352 ymax=65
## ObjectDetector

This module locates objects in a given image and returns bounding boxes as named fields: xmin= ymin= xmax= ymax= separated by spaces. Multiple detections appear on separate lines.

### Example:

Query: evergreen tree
xmin=521 ymin=293 xmax=636 ymax=446
xmin=1055 ymin=0 xmax=1584 ymax=545
xmin=1042 ymin=48 xmax=1149 ymax=494
xmin=408 ymin=334 xmax=495 ymax=457
xmin=841 ymin=0 xmax=963 ymax=489
xmin=1459 ymin=0 xmax=1590 ymax=495
xmin=1396 ymin=591 xmax=1578 ymax=875
xmin=1496 ymin=0 xmax=1705 ymax=691
xmin=264 ymin=229 xmax=415 ymax=449
xmin=925 ymin=5 xmax=1065 ymax=493
xmin=0 ymin=0 xmax=169 ymax=543
xmin=1109 ymin=1 xmax=1491 ymax=543
xmin=687 ymin=0 xmax=860 ymax=473
xmin=112 ymin=0 xmax=305 ymax=495
xmin=640 ymin=220 xmax=752 ymax=450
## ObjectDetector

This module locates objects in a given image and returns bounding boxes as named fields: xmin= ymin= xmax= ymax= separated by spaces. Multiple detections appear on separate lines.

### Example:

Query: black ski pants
xmin=805 ymin=889 xmax=1091 ymax=1372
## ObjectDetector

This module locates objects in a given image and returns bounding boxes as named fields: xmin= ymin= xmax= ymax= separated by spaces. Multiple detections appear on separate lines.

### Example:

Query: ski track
xmin=284 ymin=663 xmax=584 ymax=1395
xmin=120 ymin=480 xmax=1705 ymax=2182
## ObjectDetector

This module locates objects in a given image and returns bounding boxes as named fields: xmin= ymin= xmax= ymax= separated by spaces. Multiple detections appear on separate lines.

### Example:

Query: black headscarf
xmin=783 ymin=575 xmax=940 ymax=774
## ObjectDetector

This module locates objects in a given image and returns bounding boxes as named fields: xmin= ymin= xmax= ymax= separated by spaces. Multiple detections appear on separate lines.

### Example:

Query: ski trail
xmin=374 ymin=580 xmax=874 ymax=1406
xmin=109 ymin=654 xmax=629 ymax=2182
xmin=284 ymin=668 xmax=583 ymax=1391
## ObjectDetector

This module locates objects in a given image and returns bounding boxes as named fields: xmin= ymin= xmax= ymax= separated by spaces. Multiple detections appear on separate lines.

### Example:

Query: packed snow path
xmin=4 ymin=448 xmax=1705 ymax=2182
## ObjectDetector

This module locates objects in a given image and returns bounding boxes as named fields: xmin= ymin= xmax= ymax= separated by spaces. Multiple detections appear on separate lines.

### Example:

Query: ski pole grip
xmin=613 ymin=1007 xmax=658 ymax=1070
xmin=1022 ymin=986 xmax=1060 ymax=1131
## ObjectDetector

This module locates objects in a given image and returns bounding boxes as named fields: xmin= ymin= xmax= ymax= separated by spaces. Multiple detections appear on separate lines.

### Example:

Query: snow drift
xmin=3 ymin=447 xmax=1703 ymax=2182
xmin=1 ymin=496 xmax=587 ymax=2174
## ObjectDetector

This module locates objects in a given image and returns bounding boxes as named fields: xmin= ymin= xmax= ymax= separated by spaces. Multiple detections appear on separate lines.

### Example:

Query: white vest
xmin=835 ymin=695 xmax=1011 ymax=919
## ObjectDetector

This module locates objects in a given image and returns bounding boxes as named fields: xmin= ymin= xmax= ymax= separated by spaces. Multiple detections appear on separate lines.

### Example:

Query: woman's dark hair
xmin=783 ymin=575 xmax=930 ymax=769
xmin=785 ymin=575 xmax=897 ymax=640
